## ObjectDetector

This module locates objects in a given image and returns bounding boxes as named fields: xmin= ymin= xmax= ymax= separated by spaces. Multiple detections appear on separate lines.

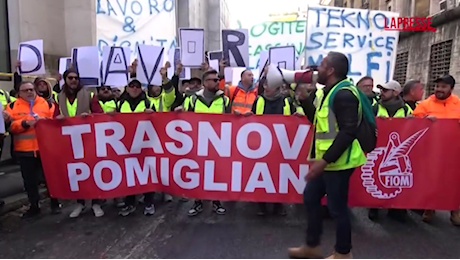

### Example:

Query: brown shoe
xmin=326 ymin=251 xmax=353 ymax=259
xmin=450 ymin=210 xmax=460 ymax=226
xmin=288 ymin=246 xmax=323 ymax=259
xmin=422 ymin=210 xmax=435 ymax=223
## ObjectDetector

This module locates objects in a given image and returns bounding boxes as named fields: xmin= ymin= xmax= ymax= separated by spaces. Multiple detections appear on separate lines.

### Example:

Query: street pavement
xmin=1 ymin=199 xmax=460 ymax=259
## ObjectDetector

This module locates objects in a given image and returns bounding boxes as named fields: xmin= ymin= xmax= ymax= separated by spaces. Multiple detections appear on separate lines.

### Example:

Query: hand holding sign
xmin=201 ymin=62 xmax=209 ymax=71
xmin=175 ymin=61 xmax=183 ymax=75
xmin=128 ymin=59 xmax=138 ymax=74
xmin=160 ymin=66 xmax=168 ymax=80
xmin=219 ymin=59 xmax=226 ymax=71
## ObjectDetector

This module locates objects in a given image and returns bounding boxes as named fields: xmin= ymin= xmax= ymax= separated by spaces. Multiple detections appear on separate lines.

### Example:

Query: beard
xmin=317 ymin=73 xmax=327 ymax=85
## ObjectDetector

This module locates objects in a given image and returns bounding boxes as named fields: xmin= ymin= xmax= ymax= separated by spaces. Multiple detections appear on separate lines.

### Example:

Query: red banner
xmin=36 ymin=113 xmax=460 ymax=210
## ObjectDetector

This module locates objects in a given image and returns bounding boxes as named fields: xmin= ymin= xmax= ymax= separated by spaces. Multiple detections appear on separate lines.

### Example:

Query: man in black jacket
xmin=288 ymin=52 xmax=364 ymax=259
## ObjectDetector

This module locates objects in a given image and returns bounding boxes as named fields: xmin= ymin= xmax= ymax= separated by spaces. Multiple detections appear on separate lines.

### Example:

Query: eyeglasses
xmin=20 ymin=88 xmax=35 ymax=93
xmin=67 ymin=76 xmax=78 ymax=80
xmin=206 ymin=78 xmax=219 ymax=82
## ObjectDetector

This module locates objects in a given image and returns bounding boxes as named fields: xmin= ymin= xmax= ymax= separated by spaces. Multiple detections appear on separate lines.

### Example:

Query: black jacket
xmin=251 ymin=96 xmax=296 ymax=115
xmin=299 ymin=80 xmax=360 ymax=164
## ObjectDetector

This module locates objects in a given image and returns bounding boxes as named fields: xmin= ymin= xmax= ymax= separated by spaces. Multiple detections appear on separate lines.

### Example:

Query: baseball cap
xmin=189 ymin=77 xmax=202 ymax=84
xmin=128 ymin=79 xmax=142 ymax=88
xmin=434 ymin=75 xmax=456 ymax=88
xmin=377 ymin=80 xmax=401 ymax=92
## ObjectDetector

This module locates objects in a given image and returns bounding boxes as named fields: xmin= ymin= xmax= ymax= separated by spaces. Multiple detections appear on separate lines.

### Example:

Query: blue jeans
xmin=303 ymin=168 xmax=354 ymax=254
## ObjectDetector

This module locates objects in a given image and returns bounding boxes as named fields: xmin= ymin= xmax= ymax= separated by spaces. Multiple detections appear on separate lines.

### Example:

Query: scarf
xmin=58 ymin=88 xmax=91 ymax=117
xmin=380 ymin=96 xmax=406 ymax=116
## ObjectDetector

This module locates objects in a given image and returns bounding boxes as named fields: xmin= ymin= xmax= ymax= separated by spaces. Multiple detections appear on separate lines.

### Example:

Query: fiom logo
xmin=360 ymin=128 xmax=429 ymax=199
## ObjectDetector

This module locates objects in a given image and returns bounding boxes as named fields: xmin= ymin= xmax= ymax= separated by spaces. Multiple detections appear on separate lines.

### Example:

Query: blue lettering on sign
xmin=96 ymin=0 xmax=175 ymax=33
xmin=98 ymin=37 xmax=176 ymax=57
xmin=306 ymin=7 xmax=397 ymax=83
xmin=307 ymin=51 xmax=390 ymax=82
xmin=96 ymin=0 xmax=176 ymax=63
xmin=97 ymin=0 xmax=174 ymax=16
xmin=309 ymin=6 xmax=389 ymax=30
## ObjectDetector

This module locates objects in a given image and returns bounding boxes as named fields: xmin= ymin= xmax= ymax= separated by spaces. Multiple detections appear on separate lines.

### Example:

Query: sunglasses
xmin=67 ymin=76 xmax=78 ymax=80
xmin=129 ymin=84 xmax=142 ymax=89
xmin=20 ymin=88 xmax=35 ymax=93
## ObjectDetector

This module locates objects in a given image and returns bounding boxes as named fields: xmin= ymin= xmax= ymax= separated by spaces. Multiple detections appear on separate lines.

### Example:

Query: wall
xmin=397 ymin=7 xmax=460 ymax=95
xmin=0 ymin=0 xmax=95 ymax=90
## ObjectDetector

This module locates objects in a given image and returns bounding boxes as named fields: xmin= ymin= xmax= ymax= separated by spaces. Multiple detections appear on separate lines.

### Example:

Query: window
xmin=414 ymin=0 xmax=430 ymax=17
xmin=0 ymin=0 xmax=11 ymax=79
xmin=394 ymin=52 xmax=409 ymax=85
xmin=428 ymin=40 xmax=453 ymax=95
xmin=440 ymin=0 xmax=447 ymax=11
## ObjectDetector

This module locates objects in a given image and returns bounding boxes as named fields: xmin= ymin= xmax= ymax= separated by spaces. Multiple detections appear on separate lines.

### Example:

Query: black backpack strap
xmin=372 ymin=103 xmax=379 ymax=116
xmin=144 ymin=99 xmax=153 ymax=111
xmin=8 ymin=101 xmax=15 ymax=110
xmin=188 ymin=95 xmax=198 ymax=112
xmin=286 ymin=97 xmax=296 ymax=115
xmin=403 ymin=105 xmax=409 ymax=117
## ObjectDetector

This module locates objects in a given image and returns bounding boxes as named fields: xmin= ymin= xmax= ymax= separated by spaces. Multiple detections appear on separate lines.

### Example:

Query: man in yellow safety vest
xmin=368 ymin=80 xmax=412 ymax=222
xmin=175 ymin=69 xmax=228 ymax=216
xmin=288 ymin=52 xmax=366 ymax=259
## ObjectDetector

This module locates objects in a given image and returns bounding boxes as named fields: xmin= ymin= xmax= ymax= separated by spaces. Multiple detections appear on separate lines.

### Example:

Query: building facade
xmin=176 ymin=0 xmax=231 ymax=53
xmin=321 ymin=0 xmax=460 ymax=96
xmin=0 ymin=0 xmax=231 ymax=90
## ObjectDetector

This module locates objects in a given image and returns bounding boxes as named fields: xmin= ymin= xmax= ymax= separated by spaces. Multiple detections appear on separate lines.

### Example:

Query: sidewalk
xmin=0 ymin=135 xmax=30 ymax=214
xmin=0 ymin=166 xmax=23 ymax=198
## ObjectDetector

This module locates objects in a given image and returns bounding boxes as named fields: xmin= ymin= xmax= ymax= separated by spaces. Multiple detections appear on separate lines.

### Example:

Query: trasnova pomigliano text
xmin=62 ymin=120 xmax=312 ymax=194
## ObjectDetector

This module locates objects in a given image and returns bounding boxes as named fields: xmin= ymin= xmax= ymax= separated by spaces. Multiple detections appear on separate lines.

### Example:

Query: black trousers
xmin=303 ymin=168 xmax=354 ymax=254
xmin=125 ymin=192 xmax=155 ymax=207
xmin=18 ymin=155 xmax=59 ymax=208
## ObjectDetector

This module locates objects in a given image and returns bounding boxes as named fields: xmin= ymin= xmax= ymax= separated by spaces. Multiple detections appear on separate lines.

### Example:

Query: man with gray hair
xmin=402 ymin=80 xmax=424 ymax=110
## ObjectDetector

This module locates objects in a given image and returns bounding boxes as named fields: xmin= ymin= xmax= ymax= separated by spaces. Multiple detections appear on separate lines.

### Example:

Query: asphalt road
xmin=1 ymin=199 xmax=460 ymax=259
